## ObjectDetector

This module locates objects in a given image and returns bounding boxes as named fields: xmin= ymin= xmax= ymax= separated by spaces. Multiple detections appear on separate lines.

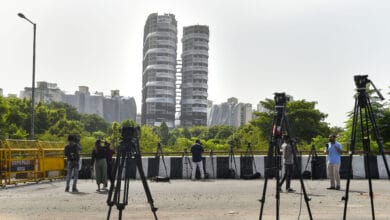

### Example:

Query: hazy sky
xmin=1 ymin=0 xmax=389 ymax=128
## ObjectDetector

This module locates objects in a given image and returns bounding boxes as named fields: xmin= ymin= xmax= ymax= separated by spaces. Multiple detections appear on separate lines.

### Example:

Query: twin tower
xmin=141 ymin=13 xmax=209 ymax=128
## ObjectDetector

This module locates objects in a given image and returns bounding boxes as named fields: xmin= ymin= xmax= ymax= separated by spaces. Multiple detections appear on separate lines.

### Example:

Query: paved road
xmin=0 ymin=179 xmax=389 ymax=220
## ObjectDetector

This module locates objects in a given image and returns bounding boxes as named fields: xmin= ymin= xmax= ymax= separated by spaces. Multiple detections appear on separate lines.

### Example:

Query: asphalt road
xmin=1 ymin=179 xmax=389 ymax=220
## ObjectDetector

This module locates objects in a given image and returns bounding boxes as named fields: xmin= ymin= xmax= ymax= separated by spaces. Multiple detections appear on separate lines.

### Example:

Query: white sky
xmin=1 ymin=0 xmax=389 ymax=128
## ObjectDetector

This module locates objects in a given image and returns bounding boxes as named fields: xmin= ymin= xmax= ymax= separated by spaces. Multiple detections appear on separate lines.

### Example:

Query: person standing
xmin=91 ymin=139 xmax=108 ymax=191
xmin=105 ymin=141 xmax=115 ymax=184
xmin=326 ymin=134 xmax=343 ymax=190
xmin=279 ymin=135 xmax=295 ymax=192
xmin=64 ymin=134 xmax=82 ymax=193
xmin=191 ymin=139 xmax=205 ymax=180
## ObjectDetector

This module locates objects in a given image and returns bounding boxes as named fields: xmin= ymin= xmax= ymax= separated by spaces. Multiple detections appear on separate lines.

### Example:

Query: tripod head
xmin=118 ymin=126 xmax=141 ymax=155
xmin=354 ymin=75 xmax=384 ymax=100
xmin=274 ymin=92 xmax=290 ymax=107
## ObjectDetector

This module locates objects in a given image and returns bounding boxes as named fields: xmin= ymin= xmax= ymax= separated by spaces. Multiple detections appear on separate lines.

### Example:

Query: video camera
xmin=354 ymin=75 xmax=369 ymax=89
xmin=274 ymin=92 xmax=290 ymax=106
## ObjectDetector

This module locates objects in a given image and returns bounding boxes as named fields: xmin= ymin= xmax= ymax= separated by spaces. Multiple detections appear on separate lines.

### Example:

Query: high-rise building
xmin=180 ymin=25 xmax=209 ymax=127
xmin=208 ymin=97 xmax=252 ymax=128
xmin=142 ymin=13 xmax=178 ymax=128
xmin=103 ymin=90 xmax=137 ymax=123
xmin=20 ymin=81 xmax=65 ymax=103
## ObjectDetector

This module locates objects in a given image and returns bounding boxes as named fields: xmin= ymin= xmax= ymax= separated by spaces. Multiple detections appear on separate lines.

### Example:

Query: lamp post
xmin=18 ymin=13 xmax=36 ymax=140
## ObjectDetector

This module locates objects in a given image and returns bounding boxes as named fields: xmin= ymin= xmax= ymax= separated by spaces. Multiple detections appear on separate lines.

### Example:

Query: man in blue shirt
xmin=326 ymin=134 xmax=342 ymax=190
xmin=191 ymin=139 xmax=205 ymax=180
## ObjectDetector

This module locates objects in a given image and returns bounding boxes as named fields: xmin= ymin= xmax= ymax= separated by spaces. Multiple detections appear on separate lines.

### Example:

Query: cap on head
xmin=195 ymin=139 xmax=201 ymax=144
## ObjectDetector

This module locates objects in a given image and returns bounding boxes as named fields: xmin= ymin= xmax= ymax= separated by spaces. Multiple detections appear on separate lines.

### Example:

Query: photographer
xmin=279 ymin=135 xmax=295 ymax=192
xmin=91 ymin=139 xmax=108 ymax=191
xmin=191 ymin=139 xmax=205 ymax=180
xmin=325 ymin=134 xmax=342 ymax=190
xmin=64 ymin=134 xmax=82 ymax=193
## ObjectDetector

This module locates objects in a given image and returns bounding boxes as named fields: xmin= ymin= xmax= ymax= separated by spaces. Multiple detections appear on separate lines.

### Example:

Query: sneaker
xmin=72 ymin=188 xmax=79 ymax=193
xmin=287 ymin=188 xmax=295 ymax=193
xmin=65 ymin=187 xmax=69 ymax=192
xmin=327 ymin=186 xmax=335 ymax=190
xmin=102 ymin=187 xmax=107 ymax=191
xmin=335 ymin=186 xmax=340 ymax=190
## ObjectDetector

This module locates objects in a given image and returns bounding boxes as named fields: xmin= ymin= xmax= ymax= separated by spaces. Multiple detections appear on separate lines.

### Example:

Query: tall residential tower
xmin=142 ymin=13 xmax=178 ymax=128
xmin=180 ymin=25 xmax=209 ymax=127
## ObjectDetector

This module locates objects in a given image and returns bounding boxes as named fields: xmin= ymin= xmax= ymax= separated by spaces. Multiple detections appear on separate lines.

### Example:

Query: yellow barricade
xmin=0 ymin=139 xmax=65 ymax=187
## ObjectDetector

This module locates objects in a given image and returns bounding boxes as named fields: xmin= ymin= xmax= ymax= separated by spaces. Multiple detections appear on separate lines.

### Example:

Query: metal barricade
xmin=38 ymin=141 xmax=65 ymax=181
xmin=0 ymin=139 xmax=65 ymax=187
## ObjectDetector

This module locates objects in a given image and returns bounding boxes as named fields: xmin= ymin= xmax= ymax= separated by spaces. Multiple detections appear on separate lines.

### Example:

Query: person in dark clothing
xmin=279 ymin=135 xmax=295 ymax=192
xmin=64 ymin=134 xmax=82 ymax=193
xmin=104 ymin=141 xmax=115 ymax=184
xmin=91 ymin=139 xmax=108 ymax=191
xmin=191 ymin=139 xmax=204 ymax=180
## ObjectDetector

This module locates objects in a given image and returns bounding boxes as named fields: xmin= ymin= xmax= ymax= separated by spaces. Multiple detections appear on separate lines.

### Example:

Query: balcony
xmin=181 ymin=83 xmax=208 ymax=89
xmin=143 ymin=64 xmax=175 ymax=75
xmin=145 ymin=81 xmax=175 ymax=88
xmin=182 ymin=66 xmax=208 ymax=72
xmin=181 ymin=49 xmax=208 ymax=57
xmin=182 ymin=33 xmax=209 ymax=41
xmin=145 ymin=97 xmax=175 ymax=104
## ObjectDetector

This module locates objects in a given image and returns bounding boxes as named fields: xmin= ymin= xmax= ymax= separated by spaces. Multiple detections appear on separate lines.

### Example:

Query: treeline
xmin=1 ymin=95 xmax=389 ymax=154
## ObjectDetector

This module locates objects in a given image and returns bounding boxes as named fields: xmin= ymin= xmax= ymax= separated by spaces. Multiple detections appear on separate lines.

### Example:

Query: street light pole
xmin=18 ymin=13 xmax=36 ymax=140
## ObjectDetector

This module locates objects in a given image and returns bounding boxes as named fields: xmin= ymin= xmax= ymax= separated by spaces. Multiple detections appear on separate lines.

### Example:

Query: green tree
xmin=80 ymin=114 xmax=110 ymax=133
xmin=0 ymin=97 xmax=10 ymax=139
xmin=251 ymin=98 xmax=330 ymax=144
xmin=109 ymin=122 xmax=121 ymax=149
xmin=48 ymin=119 xmax=84 ymax=137
xmin=47 ymin=102 xmax=81 ymax=121
xmin=140 ymin=125 xmax=160 ymax=152
xmin=183 ymin=127 xmax=191 ymax=139
xmin=158 ymin=121 xmax=169 ymax=145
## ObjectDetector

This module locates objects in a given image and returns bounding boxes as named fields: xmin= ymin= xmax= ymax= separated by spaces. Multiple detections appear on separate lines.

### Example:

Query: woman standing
xmin=91 ymin=139 xmax=108 ymax=191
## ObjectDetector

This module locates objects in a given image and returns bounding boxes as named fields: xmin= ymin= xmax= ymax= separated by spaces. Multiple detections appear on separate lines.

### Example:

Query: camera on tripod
xmin=274 ymin=92 xmax=290 ymax=106
xmin=118 ymin=126 xmax=140 ymax=154
xmin=354 ymin=75 xmax=369 ymax=89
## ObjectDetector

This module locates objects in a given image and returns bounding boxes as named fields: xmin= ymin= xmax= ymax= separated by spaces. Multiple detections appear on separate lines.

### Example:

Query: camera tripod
xmin=210 ymin=149 xmax=215 ymax=177
xmin=242 ymin=142 xmax=260 ymax=178
xmin=106 ymin=126 xmax=158 ymax=220
xmin=228 ymin=142 xmax=238 ymax=178
xmin=303 ymin=145 xmax=319 ymax=180
xmin=182 ymin=148 xmax=193 ymax=178
xmin=155 ymin=143 xmax=169 ymax=180
xmin=342 ymin=75 xmax=390 ymax=220
xmin=259 ymin=93 xmax=312 ymax=220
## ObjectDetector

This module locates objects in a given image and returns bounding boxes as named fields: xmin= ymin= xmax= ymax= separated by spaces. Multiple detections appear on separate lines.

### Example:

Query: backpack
xmin=66 ymin=143 xmax=79 ymax=161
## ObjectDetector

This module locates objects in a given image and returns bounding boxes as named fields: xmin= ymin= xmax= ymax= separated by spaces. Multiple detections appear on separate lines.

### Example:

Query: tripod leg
xmin=364 ymin=98 xmax=381 ymax=219
xmin=291 ymin=143 xmax=313 ymax=220
xmin=343 ymin=97 xmax=359 ymax=220
xmin=161 ymin=155 xmax=169 ymax=178
xmin=135 ymin=154 xmax=158 ymax=220
xmin=366 ymin=98 xmax=390 ymax=179
xmin=259 ymin=141 xmax=275 ymax=220
xmin=364 ymin=152 xmax=376 ymax=220
xmin=259 ymin=170 xmax=270 ymax=220
xmin=275 ymin=160 xmax=281 ymax=220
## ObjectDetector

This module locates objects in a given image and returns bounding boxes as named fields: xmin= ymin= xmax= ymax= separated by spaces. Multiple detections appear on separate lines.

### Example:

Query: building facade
xmin=20 ymin=81 xmax=65 ymax=103
xmin=208 ymin=97 xmax=252 ymax=128
xmin=180 ymin=25 xmax=209 ymax=127
xmin=142 ymin=13 xmax=178 ymax=128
